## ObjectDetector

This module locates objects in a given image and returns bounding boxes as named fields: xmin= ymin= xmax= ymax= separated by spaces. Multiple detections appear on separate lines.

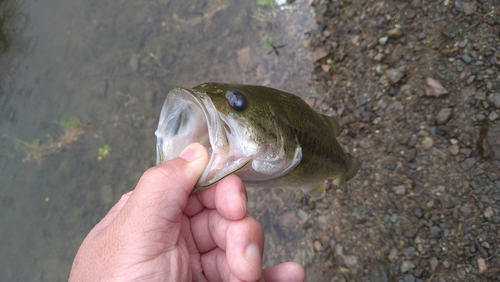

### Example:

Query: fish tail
xmin=335 ymin=153 xmax=361 ymax=192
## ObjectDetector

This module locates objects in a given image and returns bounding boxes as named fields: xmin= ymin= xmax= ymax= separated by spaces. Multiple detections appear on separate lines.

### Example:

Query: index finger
xmin=184 ymin=174 xmax=247 ymax=221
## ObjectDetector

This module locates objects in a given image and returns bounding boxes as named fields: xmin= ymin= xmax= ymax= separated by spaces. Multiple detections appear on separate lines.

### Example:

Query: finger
xmin=184 ymin=174 xmax=247 ymax=221
xmin=111 ymin=143 xmax=209 ymax=244
xmin=263 ymin=262 xmax=305 ymax=282
xmin=190 ymin=210 xmax=264 ymax=281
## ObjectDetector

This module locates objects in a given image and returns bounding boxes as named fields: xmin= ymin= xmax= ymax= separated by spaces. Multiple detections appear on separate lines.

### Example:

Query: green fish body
xmin=155 ymin=83 xmax=360 ymax=198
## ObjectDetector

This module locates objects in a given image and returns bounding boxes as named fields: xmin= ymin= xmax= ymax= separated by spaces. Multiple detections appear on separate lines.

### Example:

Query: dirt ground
xmin=297 ymin=0 xmax=500 ymax=281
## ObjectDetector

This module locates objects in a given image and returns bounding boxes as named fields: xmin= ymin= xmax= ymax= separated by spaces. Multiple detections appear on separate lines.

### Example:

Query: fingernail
xmin=244 ymin=243 xmax=262 ymax=273
xmin=178 ymin=143 xmax=203 ymax=162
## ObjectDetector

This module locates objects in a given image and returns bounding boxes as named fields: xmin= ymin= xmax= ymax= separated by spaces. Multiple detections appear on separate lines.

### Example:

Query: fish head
xmin=155 ymin=83 xmax=302 ymax=190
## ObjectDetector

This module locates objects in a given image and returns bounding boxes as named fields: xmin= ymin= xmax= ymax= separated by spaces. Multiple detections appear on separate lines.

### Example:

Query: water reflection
xmin=0 ymin=0 xmax=315 ymax=280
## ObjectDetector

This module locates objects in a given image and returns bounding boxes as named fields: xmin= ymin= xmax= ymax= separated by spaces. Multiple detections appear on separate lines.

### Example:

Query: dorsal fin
xmin=321 ymin=114 xmax=340 ymax=137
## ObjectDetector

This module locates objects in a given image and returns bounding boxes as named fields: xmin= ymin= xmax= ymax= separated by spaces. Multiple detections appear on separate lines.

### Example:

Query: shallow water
xmin=0 ymin=0 xmax=315 ymax=280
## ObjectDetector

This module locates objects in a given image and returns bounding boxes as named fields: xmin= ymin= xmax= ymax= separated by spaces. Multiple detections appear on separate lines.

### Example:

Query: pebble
xmin=424 ymin=77 xmax=448 ymax=97
xmin=460 ymin=205 xmax=472 ymax=216
xmin=400 ymin=260 xmax=415 ymax=273
xmin=404 ymin=273 xmax=416 ymax=282
xmin=488 ymin=111 xmax=499 ymax=121
xmin=422 ymin=136 xmax=434 ymax=149
xmin=436 ymin=108 xmax=452 ymax=124
xmin=449 ymin=144 xmax=459 ymax=155
xmin=490 ymin=56 xmax=498 ymax=65
xmin=477 ymin=257 xmax=487 ymax=274
xmin=385 ymin=66 xmax=406 ymax=84
xmin=429 ymin=226 xmax=442 ymax=238
xmin=414 ymin=207 xmax=423 ymax=218
xmin=392 ymin=185 xmax=406 ymax=195
xmin=459 ymin=157 xmax=476 ymax=171
xmin=461 ymin=53 xmax=472 ymax=64
xmin=388 ymin=27 xmax=403 ymax=39
xmin=466 ymin=75 xmax=475 ymax=85
xmin=484 ymin=206 xmax=495 ymax=218
xmin=489 ymin=93 xmax=500 ymax=108
xmin=378 ymin=36 xmax=389 ymax=45
xmin=429 ymin=257 xmax=439 ymax=272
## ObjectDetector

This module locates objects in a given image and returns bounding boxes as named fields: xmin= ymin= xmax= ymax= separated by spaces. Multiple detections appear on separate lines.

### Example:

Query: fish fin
xmin=321 ymin=115 xmax=340 ymax=137
xmin=334 ymin=154 xmax=361 ymax=193
xmin=346 ymin=153 xmax=361 ymax=181
xmin=333 ymin=177 xmax=348 ymax=193
xmin=305 ymin=183 xmax=326 ymax=199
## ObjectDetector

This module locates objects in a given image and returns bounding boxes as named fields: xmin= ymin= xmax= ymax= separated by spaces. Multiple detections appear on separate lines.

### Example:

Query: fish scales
xmin=155 ymin=82 xmax=361 ymax=198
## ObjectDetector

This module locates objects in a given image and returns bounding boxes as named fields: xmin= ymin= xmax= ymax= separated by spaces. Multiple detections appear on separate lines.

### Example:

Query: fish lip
xmin=155 ymin=86 xmax=219 ymax=160
xmin=155 ymin=87 xmax=248 ymax=189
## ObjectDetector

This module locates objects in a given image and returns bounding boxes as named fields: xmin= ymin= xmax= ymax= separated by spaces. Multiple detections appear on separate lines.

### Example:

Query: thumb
xmin=113 ymin=143 xmax=209 ymax=239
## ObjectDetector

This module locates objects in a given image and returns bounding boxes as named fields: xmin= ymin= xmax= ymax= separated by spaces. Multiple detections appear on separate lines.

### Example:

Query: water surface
xmin=0 ymin=0 xmax=316 ymax=280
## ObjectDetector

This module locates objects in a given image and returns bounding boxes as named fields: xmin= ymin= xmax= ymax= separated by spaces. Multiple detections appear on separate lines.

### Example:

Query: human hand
xmin=69 ymin=143 xmax=305 ymax=282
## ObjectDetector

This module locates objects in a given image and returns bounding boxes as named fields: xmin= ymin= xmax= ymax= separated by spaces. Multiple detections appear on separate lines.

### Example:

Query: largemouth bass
xmin=155 ymin=83 xmax=360 ymax=198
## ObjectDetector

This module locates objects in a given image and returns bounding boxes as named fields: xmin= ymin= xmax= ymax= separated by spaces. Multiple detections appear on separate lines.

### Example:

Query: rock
xmin=484 ymin=206 xmax=495 ymax=218
xmin=385 ymin=66 xmax=406 ymax=84
xmin=404 ymin=273 xmax=416 ymax=282
xmin=422 ymin=136 xmax=434 ymax=148
xmin=320 ymin=64 xmax=331 ymax=72
xmin=461 ymin=1 xmax=477 ymax=15
xmin=429 ymin=226 xmax=442 ymax=238
xmin=400 ymin=260 xmax=415 ymax=273
xmin=392 ymin=185 xmax=406 ymax=195
xmin=488 ymin=111 xmax=499 ymax=121
xmin=459 ymin=157 xmax=476 ymax=171
xmin=441 ymin=26 xmax=457 ymax=38
xmin=388 ymin=247 xmax=399 ymax=262
xmin=424 ymin=77 xmax=448 ymax=97
xmin=429 ymin=257 xmax=439 ymax=272
xmin=414 ymin=207 xmax=423 ymax=218
xmin=359 ymin=138 xmax=375 ymax=149
xmin=477 ymin=257 xmax=487 ymax=274
xmin=489 ymin=93 xmax=500 ymax=108
xmin=466 ymin=75 xmax=475 ymax=85
xmin=378 ymin=36 xmax=389 ymax=45
xmin=402 ymin=247 xmax=415 ymax=259
xmin=460 ymin=205 xmax=472 ymax=216
xmin=436 ymin=108 xmax=453 ymax=124
xmin=449 ymin=144 xmax=459 ymax=155
xmin=461 ymin=53 xmax=472 ymax=64
xmin=388 ymin=27 xmax=403 ymax=39
xmin=475 ymin=91 xmax=486 ymax=100
xmin=279 ymin=210 xmax=299 ymax=228
xmin=312 ymin=46 xmax=330 ymax=62
xmin=313 ymin=240 xmax=322 ymax=251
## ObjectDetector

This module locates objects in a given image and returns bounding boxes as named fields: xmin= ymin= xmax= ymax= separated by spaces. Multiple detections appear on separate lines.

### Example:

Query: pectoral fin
xmin=334 ymin=153 xmax=361 ymax=193
xmin=304 ymin=183 xmax=326 ymax=199
xmin=321 ymin=114 xmax=340 ymax=137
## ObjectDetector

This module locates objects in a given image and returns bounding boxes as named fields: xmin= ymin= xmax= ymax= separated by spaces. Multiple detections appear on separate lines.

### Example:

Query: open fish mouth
xmin=155 ymin=87 xmax=250 ymax=188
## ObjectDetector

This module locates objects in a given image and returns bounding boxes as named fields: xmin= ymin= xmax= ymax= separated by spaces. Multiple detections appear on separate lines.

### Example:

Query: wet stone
xmin=461 ymin=53 xmax=472 ymax=64
xmin=459 ymin=158 xmax=476 ymax=171
xmin=400 ymin=260 xmax=416 ymax=273
xmin=392 ymin=185 xmax=406 ymax=195
xmin=429 ymin=257 xmax=439 ymax=272
xmin=404 ymin=273 xmax=416 ymax=282
xmin=460 ymin=205 xmax=472 ymax=216
xmin=436 ymin=108 xmax=452 ymax=124
xmin=466 ymin=75 xmax=475 ymax=85
xmin=489 ymin=93 xmax=500 ymax=108
xmin=429 ymin=226 xmax=442 ymax=238
xmin=414 ymin=207 xmax=423 ymax=218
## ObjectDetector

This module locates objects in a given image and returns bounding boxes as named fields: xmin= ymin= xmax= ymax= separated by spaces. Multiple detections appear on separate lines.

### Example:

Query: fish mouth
xmin=155 ymin=87 xmax=249 ymax=189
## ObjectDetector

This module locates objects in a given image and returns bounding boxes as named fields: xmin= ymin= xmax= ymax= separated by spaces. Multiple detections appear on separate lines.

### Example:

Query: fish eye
xmin=225 ymin=90 xmax=247 ymax=111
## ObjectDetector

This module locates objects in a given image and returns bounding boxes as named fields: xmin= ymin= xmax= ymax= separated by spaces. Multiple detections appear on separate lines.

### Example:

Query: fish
xmin=155 ymin=82 xmax=361 ymax=198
